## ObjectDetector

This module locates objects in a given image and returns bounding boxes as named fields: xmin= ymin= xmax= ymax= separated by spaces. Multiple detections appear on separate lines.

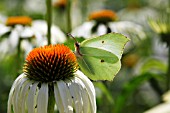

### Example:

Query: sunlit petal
xmin=20 ymin=80 xmax=33 ymax=113
xmin=75 ymin=77 xmax=90 ymax=113
xmin=68 ymin=78 xmax=83 ymax=113
xmin=37 ymin=83 xmax=48 ymax=113
xmin=75 ymin=70 xmax=96 ymax=113
xmin=54 ymin=83 xmax=65 ymax=112
xmin=13 ymin=77 xmax=29 ymax=113
xmin=57 ymin=81 xmax=73 ymax=113
xmin=8 ymin=74 xmax=25 ymax=113
xmin=27 ymin=82 xmax=39 ymax=113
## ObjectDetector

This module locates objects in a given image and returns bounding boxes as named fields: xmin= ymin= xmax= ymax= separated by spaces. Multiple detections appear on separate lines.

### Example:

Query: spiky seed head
xmin=23 ymin=44 xmax=78 ymax=82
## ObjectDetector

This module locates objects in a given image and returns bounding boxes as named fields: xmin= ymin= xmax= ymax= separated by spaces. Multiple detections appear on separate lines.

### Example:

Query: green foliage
xmin=140 ymin=58 xmax=167 ymax=74
xmin=114 ymin=73 xmax=163 ymax=113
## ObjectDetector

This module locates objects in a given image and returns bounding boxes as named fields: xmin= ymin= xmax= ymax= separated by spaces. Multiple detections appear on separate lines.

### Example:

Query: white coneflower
xmin=8 ymin=44 xmax=96 ymax=113
xmin=0 ymin=16 xmax=66 ymax=59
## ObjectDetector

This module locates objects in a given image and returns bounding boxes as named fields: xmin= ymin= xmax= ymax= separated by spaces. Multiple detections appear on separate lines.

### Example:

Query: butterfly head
xmin=67 ymin=33 xmax=83 ymax=57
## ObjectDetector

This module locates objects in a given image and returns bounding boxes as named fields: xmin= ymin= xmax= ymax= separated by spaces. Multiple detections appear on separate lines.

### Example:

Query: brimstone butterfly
xmin=68 ymin=33 xmax=129 ymax=81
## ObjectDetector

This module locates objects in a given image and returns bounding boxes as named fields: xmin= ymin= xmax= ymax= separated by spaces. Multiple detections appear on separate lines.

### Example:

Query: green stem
xmin=167 ymin=47 xmax=170 ymax=90
xmin=46 ymin=0 xmax=52 ymax=45
xmin=16 ymin=38 xmax=22 ymax=76
xmin=47 ymin=84 xmax=55 ymax=113
xmin=66 ymin=0 xmax=72 ymax=34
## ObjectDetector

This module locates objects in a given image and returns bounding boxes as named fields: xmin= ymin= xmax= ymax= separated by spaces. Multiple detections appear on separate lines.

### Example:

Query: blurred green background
xmin=0 ymin=0 xmax=170 ymax=113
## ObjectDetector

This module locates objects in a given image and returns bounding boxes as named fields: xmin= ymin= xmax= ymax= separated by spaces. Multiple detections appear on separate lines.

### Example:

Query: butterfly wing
xmin=77 ymin=33 xmax=129 ymax=81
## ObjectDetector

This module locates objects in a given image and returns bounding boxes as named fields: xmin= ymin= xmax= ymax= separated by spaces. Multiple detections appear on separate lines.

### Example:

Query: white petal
xmin=97 ymin=24 xmax=107 ymax=36
xmin=0 ymin=38 xmax=10 ymax=56
xmin=71 ymin=21 xmax=95 ymax=38
xmin=68 ymin=78 xmax=83 ymax=113
xmin=21 ymin=40 xmax=33 ymax=57
xmin=0 ymin=24 xmax=10 ymax=36
xmin=13 ymin=77 xmax=29 ymax=113
xmin=27 ymin=82 xmax=39 ymax=113
xmin=75 ymin=77 xmax=90 ymax=113
xmin=54 ymin=83 xmax=65 ymax=112
xmin=75 ymin=70 xmax=96 ymax=113
xmin=20 ymin=80 xmax=33 ymax=113
xmin=20 ymin=26 xmax=34 ymax=38
xmin=57 ymin=81 xmax=73 ymax=113
xmin=51 ymin=26 xmax=66 ymax=43
xmin=37 ymin=83 xmax=48 ymax=113
xmin=8 ymin=29 xmax=19 ymax=50
xmin=7 ymin=74 xmax=25 ymax=113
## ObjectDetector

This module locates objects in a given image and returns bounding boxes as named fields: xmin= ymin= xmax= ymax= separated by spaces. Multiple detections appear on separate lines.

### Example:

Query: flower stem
xmin=66 ymin=0 xmax=72 ymax=34
xmin=166 ymin=47 xmax=170 ymax=90
xmin=16 ymin=38 xmax=22 ymax=75
xmin=46 ymin=0 xmax=52 ymax=45
xmin=47 ymin=84 xmax=55 ymax=113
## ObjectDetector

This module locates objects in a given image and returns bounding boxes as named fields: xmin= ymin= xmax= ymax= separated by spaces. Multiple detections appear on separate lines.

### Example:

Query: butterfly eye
xmin=102 ymin=41 xmax=104 ymax=43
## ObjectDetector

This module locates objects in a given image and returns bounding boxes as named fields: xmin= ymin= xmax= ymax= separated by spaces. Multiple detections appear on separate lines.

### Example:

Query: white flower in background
xmin=8 ymin=44 xmax=96 ymax=113
xmin=0 ymin=16 xmax=66 ymax=58
xmin=71 ymin=9 xmax=146 ymax=52
xmin=117 ymin=6 xmax=157 ymax=29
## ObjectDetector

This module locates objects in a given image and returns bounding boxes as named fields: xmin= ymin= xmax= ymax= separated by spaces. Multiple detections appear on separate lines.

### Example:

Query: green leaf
xmin=140 ymin=58 xmax=167 ymax=74
xmin=114 ymin=73 xmax=162 ymax=113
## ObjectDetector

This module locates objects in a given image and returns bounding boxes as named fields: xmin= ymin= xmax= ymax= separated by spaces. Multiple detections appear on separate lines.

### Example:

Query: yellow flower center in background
xmin=23 ymin=44 xmax=78 ymax=82
xmin=89 ymin=10 xmax=117 ymax=23
xmin=6 ymin=16 xmax=32 ymax=26
xmin=122 ymin=54 xmax=139 ymax=68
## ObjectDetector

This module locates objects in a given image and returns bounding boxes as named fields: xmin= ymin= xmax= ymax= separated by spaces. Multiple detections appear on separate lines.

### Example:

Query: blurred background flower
xmin=0 ymin=16 xmax=66 ymax=59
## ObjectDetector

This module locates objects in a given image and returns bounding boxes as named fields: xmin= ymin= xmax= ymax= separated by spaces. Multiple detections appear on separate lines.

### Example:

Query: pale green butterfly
xmin=68 ymin=33 xmax=129 ymax=81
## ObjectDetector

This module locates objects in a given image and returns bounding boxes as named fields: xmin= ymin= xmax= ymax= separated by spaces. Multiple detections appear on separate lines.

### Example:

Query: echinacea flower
xmin=0 ymin=16 xmax=66 ymax=58
xmin=71 ymin=9 xmax=146 ymax=52
xmin=8 ymin=44 xmax=96 ymax=113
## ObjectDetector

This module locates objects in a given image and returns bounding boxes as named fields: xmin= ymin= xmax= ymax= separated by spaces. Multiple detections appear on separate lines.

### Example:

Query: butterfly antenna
xmin=67 ymin=33 xmax=80 ymax=47
xmin=67 ymin=33 xmax=77 ymax=42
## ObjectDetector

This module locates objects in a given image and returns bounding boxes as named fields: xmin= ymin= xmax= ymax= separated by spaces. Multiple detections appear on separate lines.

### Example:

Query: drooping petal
xmin=27 ymin=82 xmax=39 ymax=113
xmin=8 ymin=27 xmax=19 ymax=51
xmin=37 ymin=83 xmax=48 ymax=113
xmin=75 ymin=70 xmax=96 ymax=113
xmin=13 ymin=76 xmax=29 ymax=113
xmin=54 ymin=83 xmax=65 ymax=112
xmin=8 ymin=74 xmax=25 ymax=113
xmin=0 ymin=24 xmax=10 ymax=37
xmin=20 ymin=80 xmax=33 ymax=113
xmin=75 ymin=77 xmax=90 ymax=113
xmin=57 ymin=81 xmax=73 ymax=113
xmin=68 ymin=78 xmax=83 ymax=113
